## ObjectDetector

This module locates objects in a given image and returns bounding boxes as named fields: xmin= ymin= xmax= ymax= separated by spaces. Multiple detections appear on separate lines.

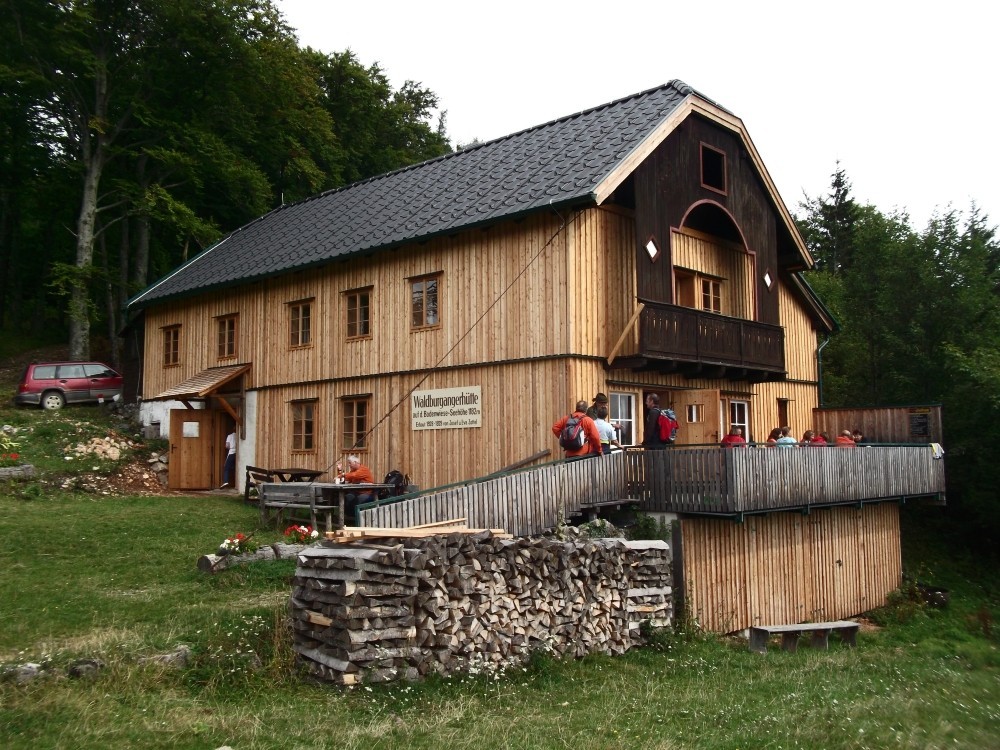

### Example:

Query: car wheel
xmin=41 ymin=391 xmax=65 ymax=410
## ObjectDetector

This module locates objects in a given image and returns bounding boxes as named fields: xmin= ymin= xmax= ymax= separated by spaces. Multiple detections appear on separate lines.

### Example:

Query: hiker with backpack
xmin=642 ymin=393 xmax=679 ymax=449
xmin=552 ymin=400 xmax=603 ymax=460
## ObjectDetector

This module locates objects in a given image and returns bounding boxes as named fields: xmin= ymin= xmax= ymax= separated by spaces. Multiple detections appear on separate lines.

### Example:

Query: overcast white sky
xmin=278 ymin=0 xmax=996 ymax=230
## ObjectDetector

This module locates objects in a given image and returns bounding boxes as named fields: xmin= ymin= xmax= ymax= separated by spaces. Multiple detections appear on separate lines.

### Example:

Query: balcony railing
xmin=632 ymin=445 xmax=946 ymax=515
xmin=360 ymin=445 xmax=946 ymax=536
xmin=637 ymin=301 xmax=785 ymax=375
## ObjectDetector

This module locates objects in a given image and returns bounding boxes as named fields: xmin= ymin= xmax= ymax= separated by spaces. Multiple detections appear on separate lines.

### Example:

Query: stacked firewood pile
xmin=290 ymin=529 xmax=672 ymax=685
xmin=624 ymin=540 xmax=673 ymax=638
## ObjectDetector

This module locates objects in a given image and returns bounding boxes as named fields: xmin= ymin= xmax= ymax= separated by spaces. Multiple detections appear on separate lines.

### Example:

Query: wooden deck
xmin=359 ymin=445 xmax=946 ymax=536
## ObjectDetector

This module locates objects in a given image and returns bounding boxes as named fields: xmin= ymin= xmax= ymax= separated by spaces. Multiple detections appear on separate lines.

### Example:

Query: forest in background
xmin=2 ymin=2 xmax=998 ymax=543
xmin=798 ymin=169 xmax=999 ymax=543
xmin=0 ymin=0 xmax=451 ymax=363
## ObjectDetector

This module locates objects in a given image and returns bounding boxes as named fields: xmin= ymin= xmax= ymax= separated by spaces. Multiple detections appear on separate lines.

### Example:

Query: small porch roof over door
xmin=151 ymin=363 xmax=250 ymax=401
xmin=152 ymin=363 xmax=251 ymax=431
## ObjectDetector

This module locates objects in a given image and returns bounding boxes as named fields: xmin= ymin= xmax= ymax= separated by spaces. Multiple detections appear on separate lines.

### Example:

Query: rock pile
xmin=67 ymin=435 xmax=135 ymax=461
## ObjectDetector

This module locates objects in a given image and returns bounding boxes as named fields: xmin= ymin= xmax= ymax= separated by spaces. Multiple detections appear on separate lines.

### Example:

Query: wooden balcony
xmin=619 ymin=301 xmax=785 ymax=380
xmin=632 ymin=445 xmax=946 ymax=516
xmin=360 ymin=445 xmax=946 ymax=536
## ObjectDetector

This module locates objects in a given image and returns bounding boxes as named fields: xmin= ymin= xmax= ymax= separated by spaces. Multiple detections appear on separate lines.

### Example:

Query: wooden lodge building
xmin=127 ymin=81 xmax=945 ymax=632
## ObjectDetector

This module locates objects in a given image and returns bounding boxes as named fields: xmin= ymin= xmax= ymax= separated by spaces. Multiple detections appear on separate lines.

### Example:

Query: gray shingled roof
xmin=129 ymin=80 xmax=710 ymax=309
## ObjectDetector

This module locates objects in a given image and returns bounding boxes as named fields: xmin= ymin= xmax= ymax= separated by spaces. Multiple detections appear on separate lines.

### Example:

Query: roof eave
xmin=127 ymin=195 xmax=598 ymax=311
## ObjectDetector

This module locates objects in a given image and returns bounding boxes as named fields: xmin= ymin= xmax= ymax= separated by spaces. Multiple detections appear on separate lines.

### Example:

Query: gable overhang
xmin=592 ymin=95 xmax=814 ymax=270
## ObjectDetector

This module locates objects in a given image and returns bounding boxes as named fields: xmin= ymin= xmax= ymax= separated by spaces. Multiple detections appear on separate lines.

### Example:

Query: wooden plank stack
xmin=290 ymin=530 xmax=672 ymax=685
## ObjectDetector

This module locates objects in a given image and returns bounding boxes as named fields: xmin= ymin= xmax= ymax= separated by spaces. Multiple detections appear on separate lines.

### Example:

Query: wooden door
xmin=168 ymin=409 xmax=215 ymax=489
xmin=672 ymin=389 xmax=721 ymax=445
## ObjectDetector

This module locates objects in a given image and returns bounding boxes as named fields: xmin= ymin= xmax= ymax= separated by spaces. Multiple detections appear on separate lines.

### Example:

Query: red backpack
xmin=658 ymin=410 xmax=678 ymax=443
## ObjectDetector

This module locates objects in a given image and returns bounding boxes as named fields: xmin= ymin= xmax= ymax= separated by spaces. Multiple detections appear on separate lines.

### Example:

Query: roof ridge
xmin=129 ymin=80 xmax=705 ymax=308
xmin=287 ymin=80 xmax=703 ymax=211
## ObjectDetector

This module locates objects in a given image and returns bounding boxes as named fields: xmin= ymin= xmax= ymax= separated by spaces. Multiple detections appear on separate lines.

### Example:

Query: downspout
xmin=817 ymin=334 xmax=831 ymax=407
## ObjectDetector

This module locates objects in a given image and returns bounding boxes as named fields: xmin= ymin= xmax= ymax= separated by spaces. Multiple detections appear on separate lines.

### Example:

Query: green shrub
xmin=625 ymin=512 xmax=672 ymax=541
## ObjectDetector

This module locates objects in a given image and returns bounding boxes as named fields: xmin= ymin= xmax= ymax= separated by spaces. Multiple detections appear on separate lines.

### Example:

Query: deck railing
xmin=359 ymin=445 xmax=946 ymax=536
xmin=640 ymin=444 xmax=946 ymax=514
xmin=639 ymin=302 xmax=785 ymax=373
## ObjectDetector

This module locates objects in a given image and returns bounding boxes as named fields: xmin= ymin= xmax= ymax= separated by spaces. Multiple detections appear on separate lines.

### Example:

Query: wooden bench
xmin=244 ymin=465 xmax=277 ymax=503
xmin=749 ymin=620 xmax=859 ymax=654
xmin=258 ymin=483 xmax=340 ymax=530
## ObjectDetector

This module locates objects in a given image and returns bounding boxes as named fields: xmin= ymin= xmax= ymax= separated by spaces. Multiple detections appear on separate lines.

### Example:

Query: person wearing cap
xmin=586 ymin=392 xmax=609 ymax=419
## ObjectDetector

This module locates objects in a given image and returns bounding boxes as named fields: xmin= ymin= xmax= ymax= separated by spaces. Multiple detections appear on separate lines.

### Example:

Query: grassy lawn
xmin=1 ymin=399 xmax=998 ymax=748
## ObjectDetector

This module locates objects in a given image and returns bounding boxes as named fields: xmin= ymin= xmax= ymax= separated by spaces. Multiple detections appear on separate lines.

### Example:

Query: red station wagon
xmin=15 ymin=362 xmax=124 ymax=410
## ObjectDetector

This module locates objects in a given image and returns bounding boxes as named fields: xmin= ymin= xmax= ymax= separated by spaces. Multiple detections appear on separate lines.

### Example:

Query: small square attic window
xmin=700 ymin=143 xmax=726 ymax=194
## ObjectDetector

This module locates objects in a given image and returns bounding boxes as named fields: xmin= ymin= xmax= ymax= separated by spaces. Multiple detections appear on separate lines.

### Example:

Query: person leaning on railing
xmin=835 ymin=430 xmax=858 ymax=447
xmin=552 ymin=400 xmax=603 ymax=461
xmin=720 ymin=426 xmax=747 ymax=447
xmin=775 ymin=426 xmax=798 ymax=448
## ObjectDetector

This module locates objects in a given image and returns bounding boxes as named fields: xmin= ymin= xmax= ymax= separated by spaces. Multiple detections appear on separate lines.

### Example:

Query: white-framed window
xmin=686 ymin=403 xmax=703 ymax=424
xmin=729 ymin=400 xmax=749 ymax=438
xmin=609 ymin=392 xmax=636 ymax=446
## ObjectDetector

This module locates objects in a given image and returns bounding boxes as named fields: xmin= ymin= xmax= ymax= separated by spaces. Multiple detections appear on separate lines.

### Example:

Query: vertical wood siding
xmin=777 ymin=279 xmax=819 ymax=382
xmin=671 ymin=231 xmax=754 ymax=320
xmin=681 ymin=503 xmax=901 ymax=633
xmin=751 ymin=381 xmax=821 ymax=444
xmin=143 ymin=212 xmax=576 ymax=397
xmin=813 ymin=405 xmax=943 ymax=444
xmin=141 ymin=200 xmax=825 ymax=487
xmin=252 ymin=359 xmax=598 ymax=490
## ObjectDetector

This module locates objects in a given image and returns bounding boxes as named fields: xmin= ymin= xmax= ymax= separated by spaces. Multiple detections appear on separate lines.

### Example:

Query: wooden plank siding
xmin=671 ymin=230 xmax=754 ymax=320
xmin=813 ymin=405 xmax=943 ymax=444
xmin=681 ymin=503 xmax=902 ymax=633
xmin=142 ymin=200 xmax=826 ymax=488
xmin=632 ymin=114 xmax=782 ymax=326
xmin=143 ymin=211 xmax=578 ymax=397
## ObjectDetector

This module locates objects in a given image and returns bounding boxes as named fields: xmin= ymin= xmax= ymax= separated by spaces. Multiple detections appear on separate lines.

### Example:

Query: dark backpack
xmin=658 ymin=409 xmax=678 ymax=443
xmin=559 ymin=414 xmax=587 ymax=450
xmin=379 ymin=470 xmax=409 ymax=499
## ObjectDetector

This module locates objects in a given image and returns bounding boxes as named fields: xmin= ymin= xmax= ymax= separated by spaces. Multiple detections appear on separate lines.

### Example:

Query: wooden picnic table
xmin=269 ymin=467 xmax=326 ymax=482
xmin=312 ymin=482 xmax=395 ymax=530
xmin=258 ymin=481 xmax=394 ymax=531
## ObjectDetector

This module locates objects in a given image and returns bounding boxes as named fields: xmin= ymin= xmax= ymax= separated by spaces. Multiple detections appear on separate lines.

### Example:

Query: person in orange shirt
xmin=835 ymin=430 xmax=857 ymax=447
xmin=336 ymin=454 xmax=377 ymax=511
xmin=552 ymin=401 xmax=603 ymax=460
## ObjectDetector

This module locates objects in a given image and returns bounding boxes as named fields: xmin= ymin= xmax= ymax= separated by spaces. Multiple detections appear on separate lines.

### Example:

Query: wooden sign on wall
xmin=411 ymin=386 xmax=482 ymax=431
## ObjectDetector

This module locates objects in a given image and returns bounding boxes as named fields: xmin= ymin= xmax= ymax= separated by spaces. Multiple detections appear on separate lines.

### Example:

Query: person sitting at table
xmin=336 ymin=454 xmax=377 ymax=511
